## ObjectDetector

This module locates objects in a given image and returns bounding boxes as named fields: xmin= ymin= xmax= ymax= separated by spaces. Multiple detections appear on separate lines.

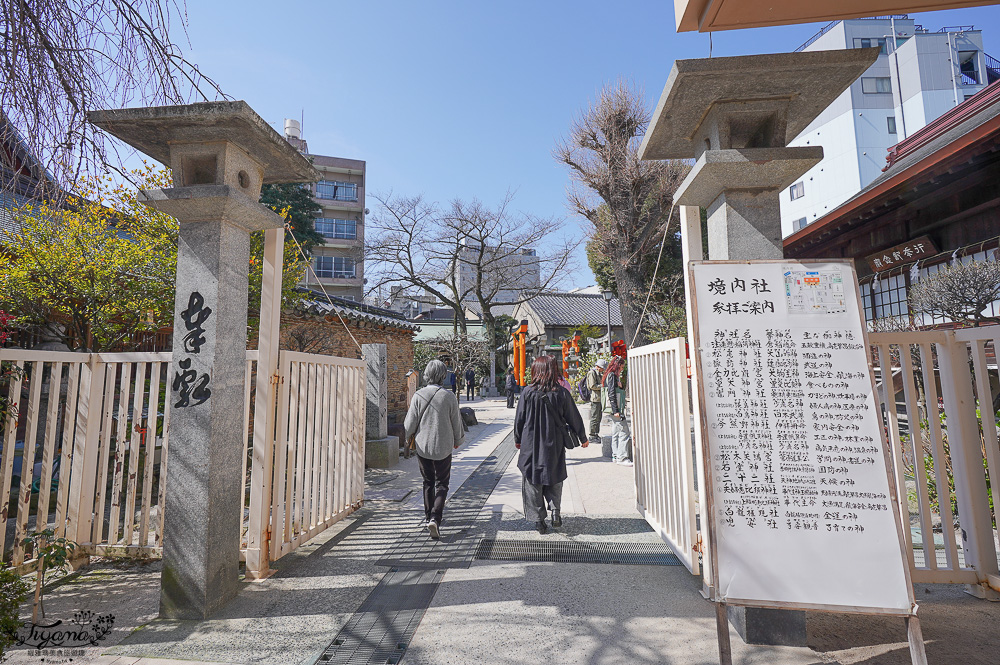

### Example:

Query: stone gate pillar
xmin=89 ymin=101 xmax=317 ymax=619
xmin=638 ymin=49 xmax=881 ymax=647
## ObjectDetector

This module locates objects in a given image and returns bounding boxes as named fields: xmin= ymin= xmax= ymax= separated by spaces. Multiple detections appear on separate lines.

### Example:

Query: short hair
xmin=424 ymin=359 xmax=448 ymax=385
xmin=529 ymin=355 xmax=559 ymax=391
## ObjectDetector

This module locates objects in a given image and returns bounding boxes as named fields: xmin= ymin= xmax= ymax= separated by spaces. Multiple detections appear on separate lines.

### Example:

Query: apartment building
xmin=283 ymin=119 xmax=366 ymax=301
xmin=451 ymin=242 xmax=541 ymax=303
xmin=780 ymin=16 xmax=999 ymax=236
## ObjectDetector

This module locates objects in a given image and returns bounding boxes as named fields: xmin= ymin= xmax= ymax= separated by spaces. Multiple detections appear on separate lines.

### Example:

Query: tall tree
xmin=444 ymin=194 xmax=576 ymax=347
xmin=366 ymin=193 xmax=576 ymax=343
xmin=0 ymin=0 xmax=224 ymax=198
xmin=555 ymin=79 xmax=689 ymax=347
xmin=365 ymin=193 xmax=473 ymax=332
xmin=259 ymin=183 xmax=324 ymax=252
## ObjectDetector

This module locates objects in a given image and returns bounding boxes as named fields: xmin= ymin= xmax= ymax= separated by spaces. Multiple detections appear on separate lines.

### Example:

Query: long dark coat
xmin=514 ymin=385 xmax=588 ymax=486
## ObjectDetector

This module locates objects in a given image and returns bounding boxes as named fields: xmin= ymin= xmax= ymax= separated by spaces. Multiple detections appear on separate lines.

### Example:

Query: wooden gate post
xmin=246 ymin=227 xmax=284 ymax=580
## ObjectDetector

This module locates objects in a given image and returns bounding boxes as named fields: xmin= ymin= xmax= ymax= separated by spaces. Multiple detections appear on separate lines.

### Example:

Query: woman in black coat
xmin=514 ymin=355 xmax=588 ymax=533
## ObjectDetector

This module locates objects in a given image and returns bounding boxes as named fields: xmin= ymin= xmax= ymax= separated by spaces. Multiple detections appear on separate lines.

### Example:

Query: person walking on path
xmin=404 ymin=359 xmax=465 ymax=540
xmin=514 ymin=356 xmax=588 ymax=534
xmin=505 ymin=367 xmax=518 ymax=409
xmin=447 ymin=367 xmax=458 ymax=395
xmin=464 ymin=367 xmax=476 ymax=401
xmin=586 ymin=359 xmax=608 ymax=445
xmin=602 ymin=356 xmax=632 ymax=466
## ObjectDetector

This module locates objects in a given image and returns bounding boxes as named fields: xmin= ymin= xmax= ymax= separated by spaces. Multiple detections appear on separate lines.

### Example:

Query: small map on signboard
xmin=783 ymin=270 xmax=846 ymax=314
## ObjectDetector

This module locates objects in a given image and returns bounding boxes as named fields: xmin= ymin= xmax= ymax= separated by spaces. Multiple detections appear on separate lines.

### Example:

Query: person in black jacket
xmin=505 ymin=368 xmax=518 ymax=408
xmin=464 ymin=367 xmax=475 ymax=401
xmin=514 ymin=355 xmax=588 ymax=533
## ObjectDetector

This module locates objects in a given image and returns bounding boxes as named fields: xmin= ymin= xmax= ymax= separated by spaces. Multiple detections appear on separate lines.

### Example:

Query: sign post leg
xmin=905 ymin=613 xmax=929 ymax=665
xmin=715 ymin=602 xmax=733 ymax=665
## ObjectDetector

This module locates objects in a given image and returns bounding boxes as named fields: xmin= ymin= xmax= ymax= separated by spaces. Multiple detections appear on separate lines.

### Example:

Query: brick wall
xmin=278 ymin=313 xmax=416 ymax=424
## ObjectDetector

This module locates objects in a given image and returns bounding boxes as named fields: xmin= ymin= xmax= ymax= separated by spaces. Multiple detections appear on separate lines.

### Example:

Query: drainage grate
xmin=315 ymin=431 xmax=516 ymax=664
xmin=475 ymin=539 xmax=682 ymax=566
xmin=376 ymin=431 xmax=516 ymax=570
xmin=315 ymin=568 xmax=444 ymax=665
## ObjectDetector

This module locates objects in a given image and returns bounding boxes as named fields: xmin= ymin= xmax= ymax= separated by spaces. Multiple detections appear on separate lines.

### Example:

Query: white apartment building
xmin=781 ymin=16 xmax=998 ymax=237
xmin=451 ymin=242 xmax=541 ymax=304
xmin=283 ymin=119 xmax=366 ymax=301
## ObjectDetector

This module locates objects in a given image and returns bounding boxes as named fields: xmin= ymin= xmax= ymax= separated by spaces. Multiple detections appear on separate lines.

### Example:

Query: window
xmin=792 ymin=217 xmax=808 ymax=232
xmin=315 ymin=180 xmax=358 ymax=202
xmin=853 ymin=37 xmax=888 ymax=55
xmin=789 ymin=181 xmax=805 ymax=201
xmin=314 ymin=256 xmax=356 ymax=279
xmin=861 ymin=77 xmax=892 ymax=94
xmin=959 ymin=51 xmax=980 ymax=85
xmin=887 ymin=116 xmax=897 ymax=134
xmin=315 ymin=217 xmax=357 ymax=239
xmin=863 ymin=274 xmax=907 ymax=322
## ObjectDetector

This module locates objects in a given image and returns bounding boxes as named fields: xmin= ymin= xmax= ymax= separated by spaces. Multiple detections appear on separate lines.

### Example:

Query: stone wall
xmin=278 ymin=313 xmax=416 ymax=424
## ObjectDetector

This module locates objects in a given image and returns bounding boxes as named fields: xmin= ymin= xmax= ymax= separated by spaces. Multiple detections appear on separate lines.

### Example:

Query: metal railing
xmin=795 ymin=15 xmax=910 ymax=52
xmin=629 ymin=337 xmax=702 ymax=575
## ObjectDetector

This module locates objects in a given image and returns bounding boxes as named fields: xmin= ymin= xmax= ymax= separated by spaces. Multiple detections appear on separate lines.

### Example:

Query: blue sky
xmin=176 ymin=2 xmax=1000 ymax=290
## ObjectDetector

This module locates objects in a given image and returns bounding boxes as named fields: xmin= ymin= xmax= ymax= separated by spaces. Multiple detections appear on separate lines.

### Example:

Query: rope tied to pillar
xmin=283 ymin=222 xmax=363 ymax=352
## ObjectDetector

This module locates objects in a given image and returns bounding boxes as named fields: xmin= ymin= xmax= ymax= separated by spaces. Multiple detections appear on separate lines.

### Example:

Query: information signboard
xmin=689 ymin=259 xmax=915 ymax=615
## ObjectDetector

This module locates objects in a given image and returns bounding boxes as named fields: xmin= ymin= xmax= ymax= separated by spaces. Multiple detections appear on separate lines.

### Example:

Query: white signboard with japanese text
xmin=690 ymin=260 xmax=913 ymax=615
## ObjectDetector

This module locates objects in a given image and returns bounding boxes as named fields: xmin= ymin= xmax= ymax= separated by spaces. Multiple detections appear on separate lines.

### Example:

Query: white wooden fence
xmin=629 ymin=337 xmax=703 ymax=575
xmin=870 ymin=328 xmax=1000 ymax=596
xmin=0 ymin=347 xmax=364 ymax=575
xmin=631 ymin=328 xmax=1000 ymax=598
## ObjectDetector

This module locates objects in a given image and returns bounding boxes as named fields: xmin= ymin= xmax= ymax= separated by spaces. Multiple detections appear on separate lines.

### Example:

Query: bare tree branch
xmin=908 ymin=258 xmax=1000 ymax=327
xmin=0 ymin=0 xmax=227 ymax=200
xmin=554 ymin=78 xmax=689 ymax=346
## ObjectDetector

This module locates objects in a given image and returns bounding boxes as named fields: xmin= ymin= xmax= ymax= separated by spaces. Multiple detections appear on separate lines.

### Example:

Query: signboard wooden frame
xmin=687 ymin=259 xmax=926 ymax=665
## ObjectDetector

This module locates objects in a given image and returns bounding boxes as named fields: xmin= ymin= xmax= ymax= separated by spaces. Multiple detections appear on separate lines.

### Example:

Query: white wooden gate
xmin=870 ymin=328 xmax=1000 ymax=596
xmin=629 ymin=337 xmax=702 ymax=574
xmin=0 ymin=347 xmax=364 ymax=575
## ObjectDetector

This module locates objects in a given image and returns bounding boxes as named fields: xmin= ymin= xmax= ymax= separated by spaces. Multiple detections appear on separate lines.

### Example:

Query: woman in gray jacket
xmin=404 ymin=359 xmax=465 ymax=539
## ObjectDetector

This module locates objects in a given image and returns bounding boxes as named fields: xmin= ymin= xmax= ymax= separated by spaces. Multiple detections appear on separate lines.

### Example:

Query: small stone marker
xmin=364 ymin=344 xmax=397 ymax=468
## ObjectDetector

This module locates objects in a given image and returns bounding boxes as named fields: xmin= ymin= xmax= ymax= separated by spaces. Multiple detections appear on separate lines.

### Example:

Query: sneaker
xmin=551 ymin=512 xmax=562 ymax=528
xmin=618 ymin=460 xmax=634 ymax=467
xmin=536 ymin=520 xmax=548 ymax=534
xmin=428 ymin=520 xmax=440 ymax=540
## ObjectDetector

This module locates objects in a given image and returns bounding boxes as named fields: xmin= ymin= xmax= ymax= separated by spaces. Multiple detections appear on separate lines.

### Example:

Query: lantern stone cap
xmin=639 ymin=48 xmax=880 ymax=161
xmin=88 ymin=101 xmax=318 ymax=184
xmin=673 ymin=146 xmax=823 ymax=207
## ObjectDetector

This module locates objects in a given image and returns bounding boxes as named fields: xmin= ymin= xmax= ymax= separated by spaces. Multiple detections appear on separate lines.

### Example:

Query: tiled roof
xmin=464 ymin=301 xmax=516 ymax=319
xmin=523 ymin=292 xmax=623 ymax=327
xmin=297 ymin=293 xmax=420 ymax=332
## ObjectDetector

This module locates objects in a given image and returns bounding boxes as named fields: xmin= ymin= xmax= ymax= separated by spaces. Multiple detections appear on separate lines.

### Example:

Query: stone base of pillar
xmin=727 ymin=606 xmax=807 ymax=646
xmin=366 ymin=436 xmax=400 ymax=469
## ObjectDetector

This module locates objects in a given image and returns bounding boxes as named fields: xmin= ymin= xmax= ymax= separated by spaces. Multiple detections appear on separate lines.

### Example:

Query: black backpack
xmin=577 ymin=373 xmax=592 ymax=402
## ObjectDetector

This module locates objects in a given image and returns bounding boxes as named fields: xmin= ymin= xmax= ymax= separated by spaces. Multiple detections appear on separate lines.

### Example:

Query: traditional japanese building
xmin=784 ymin=78 xmax=1000 ymax=326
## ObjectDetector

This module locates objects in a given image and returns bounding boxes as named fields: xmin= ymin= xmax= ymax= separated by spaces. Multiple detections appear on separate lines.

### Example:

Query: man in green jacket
xmin=586 ymin=359 xmax=607 ymax=445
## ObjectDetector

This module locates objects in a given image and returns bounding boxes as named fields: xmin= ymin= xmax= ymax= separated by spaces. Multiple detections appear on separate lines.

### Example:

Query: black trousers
xmin=418 ymin=454 xmax=452 ymax=524
xmin=466 ymin=384 xmax=474 ymax=400
xmin=506 ymin=390 xmax=515 ymax=408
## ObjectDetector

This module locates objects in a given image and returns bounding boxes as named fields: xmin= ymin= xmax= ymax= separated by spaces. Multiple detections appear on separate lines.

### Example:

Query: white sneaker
xmin=428 ymin=520 xmax=440 ymax=540
xmin=618 ymin=460 xmax=634 ymax=467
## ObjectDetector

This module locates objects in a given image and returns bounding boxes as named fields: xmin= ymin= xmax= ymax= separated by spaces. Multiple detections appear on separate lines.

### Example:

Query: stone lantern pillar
xmin=639 ymin=49 xmax=880 ymax=646
xmin=89 ymin=101 xmax=317 ymax=619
